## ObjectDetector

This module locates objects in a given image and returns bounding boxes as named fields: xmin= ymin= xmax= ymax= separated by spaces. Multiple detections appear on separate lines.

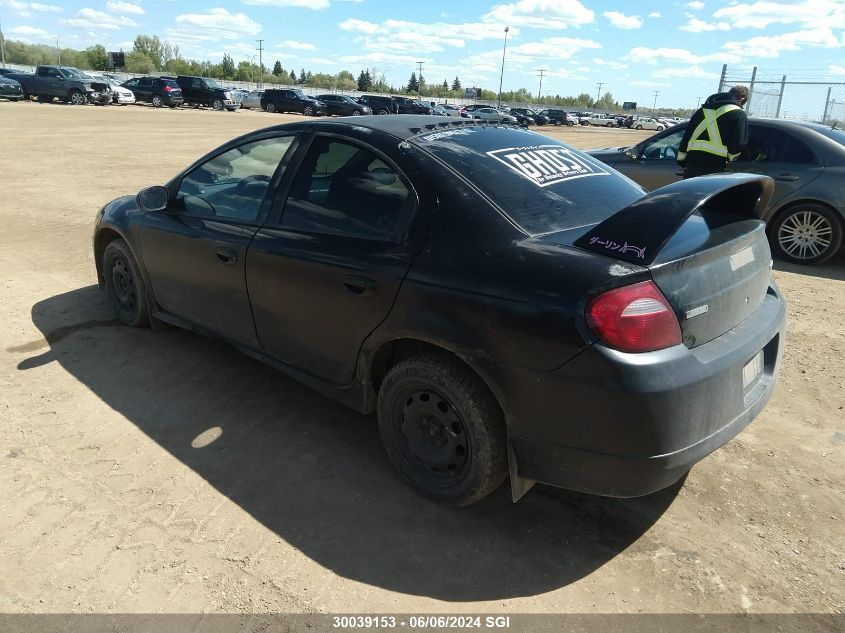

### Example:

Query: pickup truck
xmin=587 ymin=113 xmax=619 ymax=127
xmin=14 ymin=65 xmax=111 ymax=104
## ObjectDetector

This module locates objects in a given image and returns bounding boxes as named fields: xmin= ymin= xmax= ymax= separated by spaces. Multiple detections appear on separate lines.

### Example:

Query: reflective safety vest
xmin=686 ymin=103 xmax=741 ymax=160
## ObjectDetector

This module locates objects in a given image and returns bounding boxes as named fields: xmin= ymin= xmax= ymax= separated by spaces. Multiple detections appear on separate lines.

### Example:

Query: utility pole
xmin=56 ymin=35 xmax=60 ymax=65
xmin=536 ymin=69 xmax=546 ymax=101
xmin=249 ymin=54 xmax=257 ymax=89
xmin=497 ymin=25 xmax=509 ymax=108
xmin=0 ymin=16 xmax=6 ymax=69
xmin=416 ymin=60 xmax=424 ymax=98
xmin=256 ymin=39 xmax=264 ymax=88
xmin=652 ymin=90 xmax=660 ymax=111
xmin=595 ymin=82 xmax=604 ymax=105
xmin=696 ymin=96 xmax=701 ymax=108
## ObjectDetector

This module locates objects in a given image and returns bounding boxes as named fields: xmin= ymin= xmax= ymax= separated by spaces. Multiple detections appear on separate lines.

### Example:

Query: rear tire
xmin=103 ymin=239 xmax=149 ymax=327
xmin=151 ymin=95 xmax=163 ymax=108
xmin=377 ymin=353 xmax=508 ymax=506
xmin=769 ymin=203 xmax=843 ymax=265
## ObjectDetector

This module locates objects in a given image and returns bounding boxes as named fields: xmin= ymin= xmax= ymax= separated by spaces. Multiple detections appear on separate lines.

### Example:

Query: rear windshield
xmin=164 ymin=80 xmax=180 ymax=89
xmin=412 ymin=126 xmax=644 ymax=235
xmin=804 ymin=123 xmax=845 ymax=147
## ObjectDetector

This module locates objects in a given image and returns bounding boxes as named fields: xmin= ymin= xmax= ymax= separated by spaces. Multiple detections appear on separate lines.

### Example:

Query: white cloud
xmin=723 ymin=27 xmax=843 ymax=58
xmin=830 ymin=64 xmax=845 ymax=75
xmin=714 ymin=0 xmax=845 ymax=29
xmin=631 ymin=80 xmax=663 ymax=88
xmin=592 ymin=57 xmax=628 ymax=70
xmin=280 ymin=39 xmax=316 ymax=50
xmin=603 ymin=11 xmax=643 ymax=29
xmin=242 ymin=0 xmax=330 ymax=9
xmin=106 ymin=1 xmax=144 ymax=15
xmin=686 ymin=1 xmax=705 ymax=9
xmin=170 ymin=8 xmax=262 ymax=41
xmin=680 ymin=17 xmax=731 ymax=32
xmin=340 ymin=18 xmax=519 ymax=54
xmin=628 ymin=46 xmax=735 ymax=65
xmin=653 ymin=65 xmax=719 ymax=79
xmin=483 ymin=0 xmax=594 ymax=29
xmin=0 ymin=0 xmax=61 ymax=17
xmin=648 ymin=12 xmax=662 ymax=18
xmin=61 ymin=8 xmax=137 ymax=30
xmin=463 ymin=36 xmax=601 ymax=71
xmin=9 ymin=24 xmax=51 ymax=37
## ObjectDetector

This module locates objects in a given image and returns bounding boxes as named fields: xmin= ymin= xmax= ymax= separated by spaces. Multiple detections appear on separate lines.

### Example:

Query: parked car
xmin=588 ymin=119 xmax=845 ymax=264
xmin=261 ymin=88 xmax=325 ymax=116
xmin=239 ymin=90 xmax=264 ymax=110
xmin=393 ymin=96 xmax=433 ymax=115
xmin=442 ymin=104 xmax=467 ymax=117
xmin=429 ymin=103 xmax=449 ymax=116
xmin=87 ymin=74 xmax=135 ymax=105
xmin=570 ymin=111 xmax=593 ymax=126
xmin=122 ymin=76 xmax=183 ymax=108
xmin=539 ymin=109 xmax=572 ymax=126
xmin=508 ymin=108 xmax=536 ymax=126
xmin=471 ymin=107 xmax=517 ymax=123
xmin=93 ymin=116 xmax=785 ymax=505
xmin=174 ymin=76 xmax=239 ymax=111
xmin=514 ymin=108 xmax=548 ymax=125
xmin=632 ymin=117 xmax=665 ymax=131
xmin=16 ymin=66 xmax=111 ymax=105
xmin=0 ymin=68 xmax=33 ymax=98
xmin=315 ymin=94 xmax=372 ymax=116
xmin=0 ymin=74 xmax=24 ymax=101
xmin=587 ymin=113 xmax=618 ymax=127
xmin=356 ymin=94 xmax=398 ymax=115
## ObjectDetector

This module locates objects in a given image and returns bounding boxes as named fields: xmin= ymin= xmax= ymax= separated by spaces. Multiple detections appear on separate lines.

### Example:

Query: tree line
xmin=1 ymin=34 xmax=692 ymax=112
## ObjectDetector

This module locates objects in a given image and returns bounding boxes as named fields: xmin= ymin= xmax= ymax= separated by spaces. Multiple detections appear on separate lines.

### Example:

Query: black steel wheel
xmin=377 ymin=353 xmax=507 ymax=506
xmin=103 ymin=239 xmax=149 ymax=327
xmin=769 ymin=203 xmax=843 ymax=265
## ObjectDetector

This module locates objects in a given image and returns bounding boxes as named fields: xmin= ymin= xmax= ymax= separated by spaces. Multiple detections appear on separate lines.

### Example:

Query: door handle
xmin=215 ymin=246 xmax=238 ymax=265
xmin=774 ymin=173 xmax=800 ymax=182
xmin=343 ymin=275 xmax=376 ymax=296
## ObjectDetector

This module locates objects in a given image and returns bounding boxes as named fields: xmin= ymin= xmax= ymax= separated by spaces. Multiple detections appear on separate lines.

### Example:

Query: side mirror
xmin=136 ymin=185 xmax=169 ymax=212
xmin=625 ymin=147 xmax=640 ymax=160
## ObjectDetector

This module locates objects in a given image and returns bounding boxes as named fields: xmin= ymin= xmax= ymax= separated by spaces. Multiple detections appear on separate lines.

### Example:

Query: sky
xmin=1 ymin=0 xmax=844 ymax=108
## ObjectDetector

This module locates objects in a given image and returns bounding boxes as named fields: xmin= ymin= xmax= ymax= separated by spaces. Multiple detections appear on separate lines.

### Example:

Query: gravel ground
xmin=0 ymin=102 xmax=842 ymax=630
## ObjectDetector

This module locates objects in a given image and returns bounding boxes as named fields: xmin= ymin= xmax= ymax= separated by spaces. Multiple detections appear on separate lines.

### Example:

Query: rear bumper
xmin=494 ymin=283 xmax=786 ymax=497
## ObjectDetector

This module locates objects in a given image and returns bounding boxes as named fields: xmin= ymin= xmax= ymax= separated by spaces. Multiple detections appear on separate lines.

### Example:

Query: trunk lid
xmin=574 ymin=174 xmax=776 ymax=348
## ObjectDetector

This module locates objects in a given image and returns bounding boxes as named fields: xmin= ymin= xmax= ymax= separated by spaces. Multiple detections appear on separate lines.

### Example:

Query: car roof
xmin=254 ymin=115 xmax=494 ymax=141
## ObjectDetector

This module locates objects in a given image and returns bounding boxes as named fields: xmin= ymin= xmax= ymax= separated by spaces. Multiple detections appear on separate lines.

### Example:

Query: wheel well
xmin=765 ymin=199 xmax=844 ymax=241
xmin=94 ymin=228 xmax=123 ymax=281
xmin=366 ymin=339 xmax=504 ymax=415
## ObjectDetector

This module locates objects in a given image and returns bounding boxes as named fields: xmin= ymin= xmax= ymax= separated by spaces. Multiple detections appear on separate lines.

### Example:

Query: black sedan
xmin=0 ymin=75 xmax=24 ymax=101
xmin=315 ymin=94 xmax=372 ymax=116
xmin=93 ymin=117 xmax=785 ymax=505
xmin=589 ymin=119 xmax=845 ymax=265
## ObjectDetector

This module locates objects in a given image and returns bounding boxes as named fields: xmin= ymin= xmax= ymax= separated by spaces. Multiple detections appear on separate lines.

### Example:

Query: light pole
xmin=536 ymin=68 xmax=546 ymax=101
xmin=249 ymin=54 xmax=257 ymax=88
xmin=56 ymin=35 xmax=60 ymax=65
xmin=0 ymin=16 xmax=6 ymax=69
xmin=497 ymin=25 xmax=509 ymax=108
xmin=416 ymin=60 xmax=424 ymax=99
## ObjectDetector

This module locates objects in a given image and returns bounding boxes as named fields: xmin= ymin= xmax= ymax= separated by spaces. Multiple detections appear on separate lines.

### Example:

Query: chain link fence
xmin=720 ymin=65 xmax=845 ymax=125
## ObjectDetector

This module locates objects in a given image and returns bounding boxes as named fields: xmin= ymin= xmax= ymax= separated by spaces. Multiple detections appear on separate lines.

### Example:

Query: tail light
xmin=586 ymin=281 xmax=681 ymax=353
xmin=163 ymin=85 xmax=173 ymax=92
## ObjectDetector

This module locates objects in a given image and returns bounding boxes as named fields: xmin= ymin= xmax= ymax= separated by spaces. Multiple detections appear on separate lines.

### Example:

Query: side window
xmin=138 ymin=77 xmax=152 ymax=87
xmin=641 ymin=128 xmax=685 ymax=160
xmin=741 ymin=126 xmax=816 ymax=164
xmin=176 ymin=136 xmax=295 ymax=222
xmin=124 ymin=79 xmax=138 ymax=87
xmin=281 ymin=137 xmax=412 ymax=241
xmin=45 ymin=68 xmax=62 ymax=79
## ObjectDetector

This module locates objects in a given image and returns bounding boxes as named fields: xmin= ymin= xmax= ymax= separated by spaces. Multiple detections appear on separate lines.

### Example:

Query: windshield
xmin=412 ymin=126 xmax=644 ymax=235
xmin=802 ymin=122 xmax=845 ymax=147
xmin=62 ymin=68 xmax=86 ymax=78
xmin=292 ymin=89 xmax=307 ymax=99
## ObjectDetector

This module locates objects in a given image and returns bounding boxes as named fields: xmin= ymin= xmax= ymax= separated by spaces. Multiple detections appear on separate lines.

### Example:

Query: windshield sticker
xmin=487 ymin=145 xmax=610 ymax=187
xmin=589 ymin=236 xmax=647 ymax=260
xmin=418 ymin=128 xmax=478 ymax=142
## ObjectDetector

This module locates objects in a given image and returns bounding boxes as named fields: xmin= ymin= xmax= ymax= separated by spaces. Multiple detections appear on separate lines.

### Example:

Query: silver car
xmin=471 ymin=107 xmax=517 ymax=124
xmin=240 ymin=89 xmax=264 ymax=109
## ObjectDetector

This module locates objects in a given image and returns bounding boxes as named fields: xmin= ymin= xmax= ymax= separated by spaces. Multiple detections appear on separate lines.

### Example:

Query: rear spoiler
xmin=574 ymin=174 xmax=774 ymax=265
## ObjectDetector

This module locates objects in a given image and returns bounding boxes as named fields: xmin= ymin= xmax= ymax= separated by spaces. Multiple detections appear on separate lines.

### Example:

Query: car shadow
xmin=11 ymin=285 xmax=681 ymax=602
xmin=773 ymin=250 xmax=845 ymax=281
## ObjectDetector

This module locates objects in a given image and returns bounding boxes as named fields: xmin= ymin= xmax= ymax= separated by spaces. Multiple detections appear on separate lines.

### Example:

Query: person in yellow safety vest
xmin=677 ymin=85 xmax=749 ymax=179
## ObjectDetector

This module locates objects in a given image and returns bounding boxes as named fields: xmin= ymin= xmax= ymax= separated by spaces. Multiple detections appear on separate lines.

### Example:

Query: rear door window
xmin=280 ymin=136 xmax=413 ymax=241
xmin=741 ymin=125 xmax=818 ymax=164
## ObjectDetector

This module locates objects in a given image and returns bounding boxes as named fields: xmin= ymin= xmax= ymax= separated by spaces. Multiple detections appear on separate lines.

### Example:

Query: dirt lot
xmin=0 ymin=102 xmax=843 ymax=627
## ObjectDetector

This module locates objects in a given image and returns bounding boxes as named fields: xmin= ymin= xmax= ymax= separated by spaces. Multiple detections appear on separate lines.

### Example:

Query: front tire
xmin=769 ymin=203 xmax=843 ymax=265
xmin=376 ymin=108 xmax=389 ymax=115
xmin=69 ymin=89 xmax=86 ymax=105
xmin=377 ymin=353 xmax=508 ymax=506
xmin=103 ymin=239 xmax=149 ymax=327
xmin=151 ymin=95 xmax=163 ymax=108
xmin=212 ymin=99 xmax=224 ymax=111
xmin=352 ymin=109 xmax=362 ymax=115
xmin=636 ymin=124 xmax=643 ymax=130
xmin=303 ymin=105 xmax=314 ymax=116
xmin=266 ymin=102 xmax=277 ymax=113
